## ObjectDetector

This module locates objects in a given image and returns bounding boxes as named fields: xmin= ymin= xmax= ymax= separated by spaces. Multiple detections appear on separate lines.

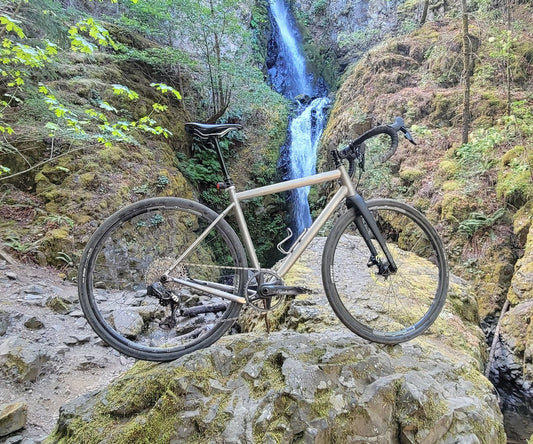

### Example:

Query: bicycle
xmin=78 ymin=117 xmax=449 ymax=362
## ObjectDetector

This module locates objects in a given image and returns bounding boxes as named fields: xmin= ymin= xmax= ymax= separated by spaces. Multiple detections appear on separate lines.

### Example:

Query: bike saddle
xmin=185 ymin=122 xmax=243 ymax=139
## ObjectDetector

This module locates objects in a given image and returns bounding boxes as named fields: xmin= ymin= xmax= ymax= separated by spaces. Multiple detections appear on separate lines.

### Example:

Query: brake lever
xmin=400 ymin=127 xmax=417 ymax=145
xmin=387 ymin=117 xmax=417 ymax=146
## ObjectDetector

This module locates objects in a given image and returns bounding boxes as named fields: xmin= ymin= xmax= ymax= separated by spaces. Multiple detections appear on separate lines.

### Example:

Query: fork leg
xmin=346 ymin=194 xmax=398 ymax=272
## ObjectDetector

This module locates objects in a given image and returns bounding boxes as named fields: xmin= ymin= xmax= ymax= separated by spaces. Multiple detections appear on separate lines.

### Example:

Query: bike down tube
xmin=275 ymin=164 xmax=355 ymax=276
xmin=276 ymin=185 xmax=349 ymax=277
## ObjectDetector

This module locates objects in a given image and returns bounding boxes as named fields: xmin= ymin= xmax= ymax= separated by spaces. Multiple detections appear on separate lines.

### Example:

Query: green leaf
xmin=112 ymin=84 xmax=139 ymax=100
xmin=0 ymin=15 xmax=25 ymax=39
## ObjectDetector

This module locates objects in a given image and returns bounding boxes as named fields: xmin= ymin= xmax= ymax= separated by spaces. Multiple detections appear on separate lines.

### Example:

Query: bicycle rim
xmin=322 ymin=199 xmax=448 ymax=343
xmin=78 ymin=197 xmax=247 ymax=361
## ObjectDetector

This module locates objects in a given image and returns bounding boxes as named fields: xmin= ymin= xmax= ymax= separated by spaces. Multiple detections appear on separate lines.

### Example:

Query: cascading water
xmin=267 ymin=0 xmax=330 ymax=236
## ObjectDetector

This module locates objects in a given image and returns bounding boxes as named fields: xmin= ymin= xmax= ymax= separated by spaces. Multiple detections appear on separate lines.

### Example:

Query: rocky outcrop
xmin=291 ymin=0 xmax=408 ymax=73
xmin=47 ymin=237 xmax=506 ymax=443
xmin=48 ymin=331 xmax=505 ymax=444
xmin=488 ymin=219 xmax=533 ymax=442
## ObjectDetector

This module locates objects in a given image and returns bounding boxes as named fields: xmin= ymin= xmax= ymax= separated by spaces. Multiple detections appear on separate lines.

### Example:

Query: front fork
xmin=346 ymin=194 xmax=398 ymax=275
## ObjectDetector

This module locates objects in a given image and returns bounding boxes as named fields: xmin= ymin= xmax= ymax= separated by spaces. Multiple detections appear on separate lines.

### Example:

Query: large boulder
xmin=48 ymin=330 xmax=504 ymax=444
xmin=47 ymin=237 xmax=506 ymax=443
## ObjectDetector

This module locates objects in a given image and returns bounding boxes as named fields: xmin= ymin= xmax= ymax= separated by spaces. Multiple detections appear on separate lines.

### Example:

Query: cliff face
xmin=316 ymin=10 xmax=532 ymax=440
xmin=47 ymin=238 xmax=505 ymax=443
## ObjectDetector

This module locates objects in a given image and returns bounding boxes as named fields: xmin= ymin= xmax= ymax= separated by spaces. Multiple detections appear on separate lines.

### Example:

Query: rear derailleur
xmin=146 ymin=282 xmax=180 ymax=329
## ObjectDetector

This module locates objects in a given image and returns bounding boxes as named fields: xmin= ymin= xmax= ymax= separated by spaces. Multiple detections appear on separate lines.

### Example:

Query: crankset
xmin=244 ymin=270 xmax=311 ymax=312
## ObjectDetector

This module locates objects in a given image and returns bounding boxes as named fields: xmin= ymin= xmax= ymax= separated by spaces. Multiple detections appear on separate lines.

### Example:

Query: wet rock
xmin=23 ymin=317 xmax=44 ymax=330
xmin=0 ymin=402 xmax=28 ymax=437
xmin=0 ymin=337 xmax=50 ymax=383
xmin=0 ymin=311 xmax=9 ymax=336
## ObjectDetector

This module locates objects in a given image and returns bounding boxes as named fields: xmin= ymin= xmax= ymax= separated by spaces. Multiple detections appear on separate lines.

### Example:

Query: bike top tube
xmin=225 ymin=162 xmax=356 ymax=275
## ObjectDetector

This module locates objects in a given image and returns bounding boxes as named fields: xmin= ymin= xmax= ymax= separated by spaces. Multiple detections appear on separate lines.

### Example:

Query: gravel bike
xmin=78 ymin=117 xmax=449 ymax=361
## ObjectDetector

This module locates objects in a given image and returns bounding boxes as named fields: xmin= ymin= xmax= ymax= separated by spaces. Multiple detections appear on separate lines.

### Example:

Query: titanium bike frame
xmin=163 ymin=160 xmax=397 ymax=305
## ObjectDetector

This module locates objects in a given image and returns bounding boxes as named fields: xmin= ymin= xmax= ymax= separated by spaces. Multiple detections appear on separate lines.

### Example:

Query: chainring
xmin=244 ymin=270 xmax=284 ymax=312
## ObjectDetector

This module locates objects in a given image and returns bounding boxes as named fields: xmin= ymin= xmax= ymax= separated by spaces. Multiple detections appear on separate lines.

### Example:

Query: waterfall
xmin=267 ymin=0 xmax=330 ymax=236
xmin=288 ymin=97 xmax=330 ymax=231
xmin=268 ymin=0 xmax=312 ymax=99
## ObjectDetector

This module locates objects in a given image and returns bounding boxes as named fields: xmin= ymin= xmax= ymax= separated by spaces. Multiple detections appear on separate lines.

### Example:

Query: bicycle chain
xmin=180 ymin=262 xmax=278 ymax=274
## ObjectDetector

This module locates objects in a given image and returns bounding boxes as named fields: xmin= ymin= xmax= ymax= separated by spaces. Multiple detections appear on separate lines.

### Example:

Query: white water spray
xmin=268 ymin=0 xmax=330 ymax=235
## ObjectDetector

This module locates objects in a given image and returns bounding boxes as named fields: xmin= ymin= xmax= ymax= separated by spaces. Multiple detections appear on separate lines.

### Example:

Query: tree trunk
xmin=461 ymin=0 xmax=471 ymax=145
xmin=421 ymin=0 xmax=430 ymax=25
xmin=506 ymin=0 xmax=512 ymax=115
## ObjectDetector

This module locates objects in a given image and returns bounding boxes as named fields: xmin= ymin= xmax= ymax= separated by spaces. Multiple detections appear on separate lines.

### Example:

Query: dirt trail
xmin=0 ymin=255 xmax=134 ymax=443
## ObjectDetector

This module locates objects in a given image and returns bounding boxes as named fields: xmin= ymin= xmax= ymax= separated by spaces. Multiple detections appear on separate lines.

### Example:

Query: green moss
xmin=496 ymin=145 xmax=533 ymax=207
xmin=399 ymin=166 xmax=425 ymax=184
xmin=46 ymin=296 xmax=72 ymax=314
xmin=79 ymin=172 xmax=96 ymax=188
xmin=438 ymin=159 xmax=460 ymax=179
xmin=440 ymin=192 xmax=475 ymax=225
xmin=48 ymin=414 xmax=116 ymax=444
xmin=97 ymin=146 xmax=125 ymax=166
xmin=111 ymin=387 xmax=184 ymax=444
xmin=248 ymin=352 xmax=286 ymax=399
xmin=312 ymin=388 xmax=333 ymax=419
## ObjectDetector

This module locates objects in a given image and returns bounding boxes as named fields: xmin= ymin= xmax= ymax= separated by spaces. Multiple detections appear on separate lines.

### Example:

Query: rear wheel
xmin=322 ymin=199 xmax=448 ymax=343
xmin=78 ymin=197 xmax=247 ymax=361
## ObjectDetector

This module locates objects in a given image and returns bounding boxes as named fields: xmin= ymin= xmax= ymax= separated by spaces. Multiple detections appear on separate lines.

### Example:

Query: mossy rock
xmin=438 ymin=159 xmax=459 ymax=180
xmin=496 ymin=145 xmax=533 ymax=208
xmin=513 ymin=200 xmax=533 ymax=245
xmin=399 ymin=166 xmax=425 ymax=184
xmin=507 ymin=223 xmax=533 ymax=305
xmin=46 ymin=296 xmax=72 ymax=314
xmin=440 ymin=191 xmax=475 ymax=225
xmin=441 ymin=180 xmax=462 ymax=192
xmin=500 ymin=301 xmax=533 ymax=360
xmin=40 ymin=228 xmax=74 ymax=266
xmin=97 ymin=145 xmax=125 ymax=167
xmin=473 ymin=241 xmax=517 ymax=317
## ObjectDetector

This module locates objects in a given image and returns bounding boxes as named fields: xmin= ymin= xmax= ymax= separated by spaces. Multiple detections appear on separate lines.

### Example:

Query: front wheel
xmin=78 ymin=197 xmax=247 ymax=361
xmin=322 ymin=199 xmax=448 ymax=344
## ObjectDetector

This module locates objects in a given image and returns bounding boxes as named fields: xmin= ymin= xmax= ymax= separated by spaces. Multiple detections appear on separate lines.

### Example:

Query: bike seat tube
xmin=210 ymin=137 xmax=233 ymax=188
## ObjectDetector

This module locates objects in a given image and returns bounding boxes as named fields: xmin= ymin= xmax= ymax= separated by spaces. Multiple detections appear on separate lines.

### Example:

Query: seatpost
xmin=210 ymin=136 xmax=233 ymax=188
